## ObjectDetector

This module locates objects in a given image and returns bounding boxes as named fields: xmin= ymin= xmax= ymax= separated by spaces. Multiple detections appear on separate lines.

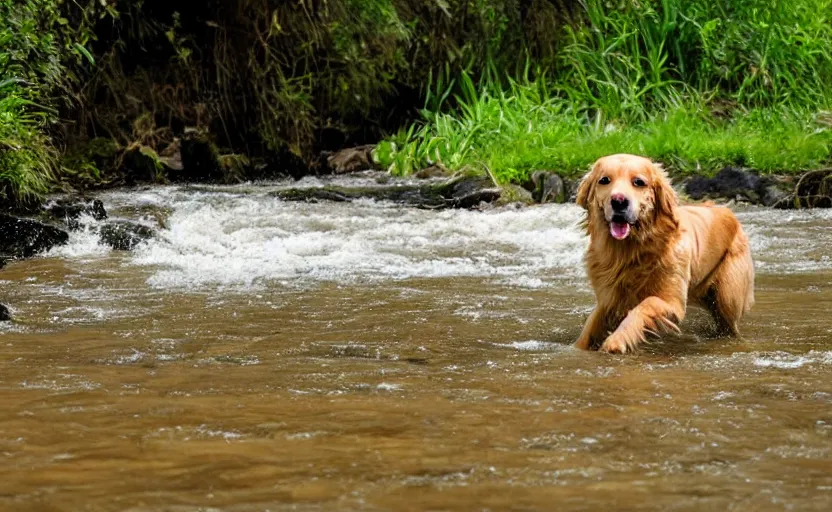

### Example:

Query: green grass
xmin=376 ymin=72 xmax=832 ymax=184
xmin=0 ymin=89 xmax=56 ymax=204
xmin=376 ymin=0 xmax=832 ymax=184
xmin=0 ymin=0 xmax=103 ymax=206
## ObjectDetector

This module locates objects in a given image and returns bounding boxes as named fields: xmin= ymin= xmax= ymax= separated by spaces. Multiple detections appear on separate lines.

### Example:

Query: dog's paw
xmin=574 ymin=336 xmax=592 ymax=350
xmin=599 ymin=335 xmax=637 ymax=354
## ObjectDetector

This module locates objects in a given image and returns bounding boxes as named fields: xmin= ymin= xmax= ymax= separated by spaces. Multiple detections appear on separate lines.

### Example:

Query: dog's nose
xmin=611 ymin=193 xmax=629 ymax=212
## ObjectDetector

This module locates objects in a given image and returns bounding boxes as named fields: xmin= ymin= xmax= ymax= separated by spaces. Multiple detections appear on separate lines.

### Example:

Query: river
xmin=1 ymin=177 xmax=831 ymax=510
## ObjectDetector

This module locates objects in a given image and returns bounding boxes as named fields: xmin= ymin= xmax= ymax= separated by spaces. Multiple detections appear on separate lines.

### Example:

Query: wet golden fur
xmin=574 ymin=154 xmax=755 ymax=354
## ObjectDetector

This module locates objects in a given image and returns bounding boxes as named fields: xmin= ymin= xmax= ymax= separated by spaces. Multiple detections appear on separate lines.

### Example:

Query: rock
xmin=325 ymin=145 xmax=376 ymax=174
xmin=527 ymin=171 xmax=566 ymax=203
xmin=684 ymin=167 xmax=760 ymax=203
xmin=271 ymin=175 xmax=502 ymax=210
xmin=42 ymin=197 xmax=107 ymax=229
xmin=496 ymin=184 xmax=535 ymax=207
xmin=761 ymin=184 xmax=789 ymax=207
xmin=0 ymin=304 xmax=10 ymax=322
xmin=0 ymin=214 xmax=69 ymax=259
xmin=685 ymin=167 xmax=798 ymax=206
xmin=99 ymin=221 xmax=155 ymax=251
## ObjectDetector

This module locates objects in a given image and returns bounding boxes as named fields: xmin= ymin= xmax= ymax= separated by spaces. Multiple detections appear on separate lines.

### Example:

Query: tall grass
xmin=379 ymin=0 xmax=832 ymax=182
xmin=377 ymin=71 xmax=832 ymax=183
xmin=0 ymin=0 xmax=102 ymax=206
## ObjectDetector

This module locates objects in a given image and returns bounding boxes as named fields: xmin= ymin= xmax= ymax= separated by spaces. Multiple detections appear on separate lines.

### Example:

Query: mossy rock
xmin=496 ymin=184 xmax=534 ymax=206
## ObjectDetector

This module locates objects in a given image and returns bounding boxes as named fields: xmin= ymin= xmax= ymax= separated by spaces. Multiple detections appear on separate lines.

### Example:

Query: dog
xmin=573 ymin=154 xmax=755 ymax=354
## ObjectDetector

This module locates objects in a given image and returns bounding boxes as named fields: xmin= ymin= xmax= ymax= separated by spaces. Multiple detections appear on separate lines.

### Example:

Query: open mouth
xmin=609 ymin=214 xmax=632 ymax=240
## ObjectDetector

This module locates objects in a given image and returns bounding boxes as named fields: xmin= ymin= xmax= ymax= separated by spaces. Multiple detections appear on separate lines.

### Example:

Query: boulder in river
xmin=684 ymin=167 xmax=791 ymax=206
xmin=42 ymin=196 xmax=108 ymax=230
xmin=99 ymin=221 xmax=155 ymax=251
xmin=0 ymin=214 xmax=69 ymax=259
xmin=0 ymin=304 xmax=10 ymax=322
xmin=271 ymin=175 xmax=502 ymax=210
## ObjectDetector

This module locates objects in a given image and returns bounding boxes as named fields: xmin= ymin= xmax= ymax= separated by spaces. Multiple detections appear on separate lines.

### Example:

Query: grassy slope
xmin=377 ymin=0 xmax=832 ymax=184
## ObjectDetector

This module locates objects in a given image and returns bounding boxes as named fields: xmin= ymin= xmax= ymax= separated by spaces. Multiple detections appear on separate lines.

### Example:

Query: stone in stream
xmin=98 ymin=221 xmax=155 ymax=251
xmin=0 ymin=303 xmax=10 ymax=322
xmin=683 ymin=167 xmax=792 ymax=206
xmin=42 ymin=196 xmax=108 ymax=230
xmin=271 ymin=175 xmax=502 ymax=209
xmin=0 ymin=214 xmax=69 ymax=259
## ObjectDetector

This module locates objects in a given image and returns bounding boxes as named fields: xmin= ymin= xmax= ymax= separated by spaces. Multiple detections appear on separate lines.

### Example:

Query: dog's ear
xmin=652 ymin=163 xmax=679 ymax=220
xmin=575 ymin=164 xmax=598 ymax=209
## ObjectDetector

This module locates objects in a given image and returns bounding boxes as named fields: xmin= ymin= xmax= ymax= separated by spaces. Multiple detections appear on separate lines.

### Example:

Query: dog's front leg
xmin=600 ymin=296 xmax=684 ymax=354
xmin=575 ymin=306 xmax=608 ymax=350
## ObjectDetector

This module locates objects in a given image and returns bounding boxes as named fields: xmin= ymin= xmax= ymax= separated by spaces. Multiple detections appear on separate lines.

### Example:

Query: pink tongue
xmin=610 ymin=221 xmax=630 ymax=240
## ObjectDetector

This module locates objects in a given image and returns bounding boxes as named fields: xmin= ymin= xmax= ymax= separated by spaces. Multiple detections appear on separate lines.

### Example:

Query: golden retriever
xmin=574 ymin=154 xmax=755 ymax=354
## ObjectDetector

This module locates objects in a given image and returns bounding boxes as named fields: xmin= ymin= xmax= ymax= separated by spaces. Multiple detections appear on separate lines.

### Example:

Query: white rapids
xmin=44 ymin=178 xmax=832 ymax=291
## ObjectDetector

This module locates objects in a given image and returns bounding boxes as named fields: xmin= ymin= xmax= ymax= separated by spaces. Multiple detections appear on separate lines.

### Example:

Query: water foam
xmin=41 ymin=184 xmax=832 ymax=291
xmin=123 ymin=187 xmax=589 ymax=289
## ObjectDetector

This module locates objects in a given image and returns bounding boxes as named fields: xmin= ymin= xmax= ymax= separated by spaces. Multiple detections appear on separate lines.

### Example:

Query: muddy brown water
xmin=1 ymin=180 xmax=831 ymax=511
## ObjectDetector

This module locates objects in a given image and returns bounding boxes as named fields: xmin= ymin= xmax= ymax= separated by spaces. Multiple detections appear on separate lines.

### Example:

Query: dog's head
xmin=576 ymin=154 xmax=678 ymax=241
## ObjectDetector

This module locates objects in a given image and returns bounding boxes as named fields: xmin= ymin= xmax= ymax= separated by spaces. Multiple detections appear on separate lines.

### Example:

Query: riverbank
xmin=3 ymin=0 xmax=832 ymax=212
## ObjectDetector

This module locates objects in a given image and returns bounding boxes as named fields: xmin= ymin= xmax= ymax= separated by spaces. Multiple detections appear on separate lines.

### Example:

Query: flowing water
xmin=1 ymin=176 xmax=831 ymax=511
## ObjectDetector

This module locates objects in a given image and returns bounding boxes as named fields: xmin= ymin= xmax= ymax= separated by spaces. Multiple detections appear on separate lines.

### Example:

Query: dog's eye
xmin=598 ymin=176 xmax=611 ymax=185
xmin=632 ymin=177 xmax=647 ymax=187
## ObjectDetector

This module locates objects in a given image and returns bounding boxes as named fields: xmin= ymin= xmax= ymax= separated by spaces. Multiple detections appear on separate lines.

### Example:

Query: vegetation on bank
xmin=1 ymin=0 xmax=831 ymax=205
xmin=378 ymin=0 xmax=832 ymax=182
xmin=0 ymin=0 xmax=108 ymax=206
xmin=376 ymin=73 xmax=832 ymax=184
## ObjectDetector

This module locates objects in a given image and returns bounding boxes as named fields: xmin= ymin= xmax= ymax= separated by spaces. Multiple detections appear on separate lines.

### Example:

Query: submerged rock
xmin=42 ymin=197 xmax=108 ymax=229
xmin=0 ymin=304 xmax=10 ymax=322
xmin=99 ymin=221 xmax=155 ymax=251
xmin=271 ymin=175 xmax=502 ymax=209
xmin=0 ymin=214 xmax=69 ymax=259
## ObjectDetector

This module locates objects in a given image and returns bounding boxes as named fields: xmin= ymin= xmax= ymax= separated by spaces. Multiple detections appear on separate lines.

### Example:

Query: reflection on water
xmin=1 ymin=182 xmax=831 ymax=510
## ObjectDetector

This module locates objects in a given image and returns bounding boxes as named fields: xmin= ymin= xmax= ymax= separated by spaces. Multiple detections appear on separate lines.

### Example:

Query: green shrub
xmin=0 ymin=0 xmax=106 ymax=205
